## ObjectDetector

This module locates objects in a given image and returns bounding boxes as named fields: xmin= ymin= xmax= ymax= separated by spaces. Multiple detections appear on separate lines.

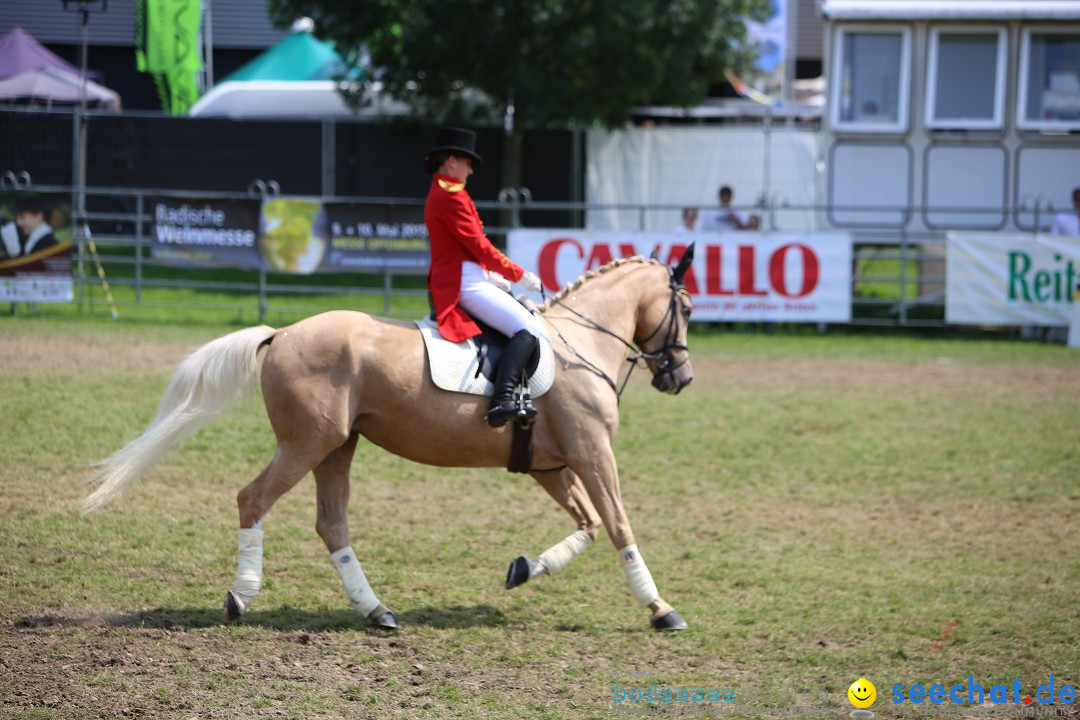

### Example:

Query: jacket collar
xmin=433 ymin=173 xmax=467 ymax=193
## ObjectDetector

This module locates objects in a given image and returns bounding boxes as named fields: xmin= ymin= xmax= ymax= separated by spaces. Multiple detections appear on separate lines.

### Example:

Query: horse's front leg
xmin=569 ymin=445 xmax=688 ymax=632
xmin=313 ymin=433 xmax=399 ymax=630
xmin=506 ymin=468 xmax=601 ymax=589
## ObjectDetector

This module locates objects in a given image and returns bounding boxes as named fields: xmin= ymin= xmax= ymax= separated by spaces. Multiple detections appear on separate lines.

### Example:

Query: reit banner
xmin=947 ymin=233 xmax=1080 ymax=327
xmin=508 ymin=230 xmax=853 ymax=323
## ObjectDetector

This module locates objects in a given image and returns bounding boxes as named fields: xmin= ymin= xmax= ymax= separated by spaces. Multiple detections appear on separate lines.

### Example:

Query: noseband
xmin=544 ymin=271 xmax=691 ymax=400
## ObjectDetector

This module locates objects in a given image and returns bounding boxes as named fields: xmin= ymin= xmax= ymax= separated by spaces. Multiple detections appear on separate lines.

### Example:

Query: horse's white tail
xmin=81 ymin=324 xmax=277 ymax=515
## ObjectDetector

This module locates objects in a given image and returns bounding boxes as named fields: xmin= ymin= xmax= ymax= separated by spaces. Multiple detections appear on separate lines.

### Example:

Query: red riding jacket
xmin=424 ymin=173 xmax=525 ymax=342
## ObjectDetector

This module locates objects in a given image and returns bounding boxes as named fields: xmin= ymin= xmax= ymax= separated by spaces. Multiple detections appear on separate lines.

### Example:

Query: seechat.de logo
xmin=848 ymin=678 xmax=876 ymax=718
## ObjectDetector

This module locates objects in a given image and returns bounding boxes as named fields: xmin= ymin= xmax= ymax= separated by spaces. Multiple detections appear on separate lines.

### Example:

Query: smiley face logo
xmin=848 ymin=678 xmax=876 ymax=709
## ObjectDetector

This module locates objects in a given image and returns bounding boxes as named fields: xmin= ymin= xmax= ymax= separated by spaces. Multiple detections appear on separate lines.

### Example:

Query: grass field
xmin=1 ymin=316 xmax=1078 ymax=720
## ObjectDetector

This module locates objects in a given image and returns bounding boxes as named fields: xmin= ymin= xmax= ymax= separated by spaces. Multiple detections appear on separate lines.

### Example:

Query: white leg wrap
xmin=618 ymin=544 xmax=659 ymax=607
xmin=538 ymin=530 xmax=593 ymax=576
xmin=231 ymin=524 xmax=264 ymax=612
xmin=331 ymin=546 xmax=380 ymax=617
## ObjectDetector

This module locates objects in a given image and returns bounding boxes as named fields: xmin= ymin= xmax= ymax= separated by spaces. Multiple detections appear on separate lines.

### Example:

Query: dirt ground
xmin=0 ymin=331 xmax=201 ymax=377
xmin=4 ymin=614 xmax=1078 ymax=720
xmin=3 ymin=329 xmax=1079 ymax=394
xmin=1 ymin=613 xmax=614 ymax=719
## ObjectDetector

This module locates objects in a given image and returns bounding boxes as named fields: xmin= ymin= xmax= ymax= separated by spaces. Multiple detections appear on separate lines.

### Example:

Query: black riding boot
xmin=485 ymin=330 xmax=539 ymax=428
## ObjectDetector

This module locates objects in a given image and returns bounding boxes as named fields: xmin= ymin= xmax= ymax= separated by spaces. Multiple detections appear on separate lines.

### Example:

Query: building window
xmin=926 ymin=28 xmax=1006 ymax=130
xmin=1018 ymin=29 xmax=1080 ymax=131
xmin=831 ymin=26 xmax=911 ymax=133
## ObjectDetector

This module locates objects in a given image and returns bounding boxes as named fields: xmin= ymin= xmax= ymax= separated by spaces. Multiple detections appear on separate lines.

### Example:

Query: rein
xmin=540 ymin=274 xmax=688 ymax=402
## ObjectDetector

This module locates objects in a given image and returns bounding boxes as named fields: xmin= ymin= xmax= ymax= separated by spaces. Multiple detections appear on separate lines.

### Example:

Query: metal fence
xmin=6 ymin=179 xmax=1034 ymax=328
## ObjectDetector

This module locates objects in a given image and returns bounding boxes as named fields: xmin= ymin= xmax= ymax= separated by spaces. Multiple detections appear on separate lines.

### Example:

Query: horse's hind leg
xmin=223 ymin=443 xmax=325 ymax=623
xmin=312 ymin=433 xmax=398 ymax=630
xmin=505 ymin=469 xmax=602 ymax=589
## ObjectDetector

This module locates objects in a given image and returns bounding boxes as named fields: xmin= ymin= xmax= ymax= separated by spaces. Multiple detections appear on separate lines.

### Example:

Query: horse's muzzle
xmin=652 ymin=372 xmax=693 ymax=395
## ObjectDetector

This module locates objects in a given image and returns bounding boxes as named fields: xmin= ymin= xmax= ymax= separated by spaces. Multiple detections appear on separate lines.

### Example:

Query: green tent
xmin=222 ymin=29 xmax=351 ymax=83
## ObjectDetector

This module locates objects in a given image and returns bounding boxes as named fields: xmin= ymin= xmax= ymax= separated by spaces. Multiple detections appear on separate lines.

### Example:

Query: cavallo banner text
xmin=508 ymin=231 xmax=853 ymax=323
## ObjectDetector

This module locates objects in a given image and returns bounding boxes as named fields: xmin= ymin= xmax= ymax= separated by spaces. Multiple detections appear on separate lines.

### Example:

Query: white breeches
xmin=458 ymin=261 xmax=544 ymax=339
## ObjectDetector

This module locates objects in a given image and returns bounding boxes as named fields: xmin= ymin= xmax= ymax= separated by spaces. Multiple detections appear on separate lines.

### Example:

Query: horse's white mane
xmin=539 ymin=256 xmax=663 ymax=312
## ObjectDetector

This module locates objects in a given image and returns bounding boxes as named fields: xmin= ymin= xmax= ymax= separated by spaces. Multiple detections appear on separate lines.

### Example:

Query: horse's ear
xmin=672 ymin=243 xmax=695 ymax=284
xmin=649 ymin=247 xmax=661 ymax=261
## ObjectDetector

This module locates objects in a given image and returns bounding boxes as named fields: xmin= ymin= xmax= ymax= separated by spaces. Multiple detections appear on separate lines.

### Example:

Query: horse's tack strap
xmin=414 ymin=316 xmax=555 ymax=398
xmin=508 ymin=423 xmax=533 ymax=474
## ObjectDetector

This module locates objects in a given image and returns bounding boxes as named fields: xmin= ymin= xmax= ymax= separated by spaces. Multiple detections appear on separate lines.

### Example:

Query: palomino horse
xmin=82 ymin=250 xmax=696 ymax=631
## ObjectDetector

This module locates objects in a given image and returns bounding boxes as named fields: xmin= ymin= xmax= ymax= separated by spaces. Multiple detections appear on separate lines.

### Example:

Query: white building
xmin=820 ymin=0 xmax=1080 ymax=234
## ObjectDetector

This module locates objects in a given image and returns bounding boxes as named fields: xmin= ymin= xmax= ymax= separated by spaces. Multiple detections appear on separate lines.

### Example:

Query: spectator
xmin=675 ymin=207 xmax=698 ymax=233
xmin=14 ymin=195 xmax=57 ymax=256
xmin=1050 ymin=187 xmax=1080 ymax=236
xmin=700 ymin=185 xmax=752 ymax=232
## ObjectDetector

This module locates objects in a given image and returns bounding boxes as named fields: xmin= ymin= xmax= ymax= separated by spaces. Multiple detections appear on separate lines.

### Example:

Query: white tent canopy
xmin=187 ymin=80 xmax=408 ymax=119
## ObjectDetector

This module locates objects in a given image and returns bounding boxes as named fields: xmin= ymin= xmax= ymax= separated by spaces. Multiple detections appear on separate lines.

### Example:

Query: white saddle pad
xmin=415 ymin=316 xmax=555 ymax=398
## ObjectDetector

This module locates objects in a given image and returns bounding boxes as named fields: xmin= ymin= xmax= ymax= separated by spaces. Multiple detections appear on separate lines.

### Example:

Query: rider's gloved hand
xmin=488 ymin=272 xmax=512 ymax=292
xmin=519 ymin=271 xmax=542 ymax=292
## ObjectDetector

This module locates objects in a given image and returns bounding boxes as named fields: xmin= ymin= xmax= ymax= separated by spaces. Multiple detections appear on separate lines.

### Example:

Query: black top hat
xmin=425 ymin=126 xmax=483 ymax=165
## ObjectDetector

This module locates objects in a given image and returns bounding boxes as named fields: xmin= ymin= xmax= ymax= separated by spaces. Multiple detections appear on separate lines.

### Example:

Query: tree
xmin=269 ymin=0 xmax=772 ymax=191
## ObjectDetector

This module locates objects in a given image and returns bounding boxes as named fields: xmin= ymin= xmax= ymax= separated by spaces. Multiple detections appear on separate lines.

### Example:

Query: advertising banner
xmin=321 ymin=202 xmax=428 ymax=271
xmin=258 ymin=197 xmax=329 ymax=273
xmin=151 ymin=197 xmax=428 ymax=274
xmin=946 ymin=232 xmax=1080 ymax=326
xmin=0 ymin=192 xmax=73 ymax=303
xmin=151 ymin=197 xmax=263 ymax=269
xmin=508 ymin=231 xmax=852 ymax=323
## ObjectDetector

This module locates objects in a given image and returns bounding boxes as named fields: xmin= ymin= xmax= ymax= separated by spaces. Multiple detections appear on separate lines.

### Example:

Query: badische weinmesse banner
xmin=151 ymin=196 xmax=428 ymax=273
xmin=508 ymin=230 xmax=853 ymax=323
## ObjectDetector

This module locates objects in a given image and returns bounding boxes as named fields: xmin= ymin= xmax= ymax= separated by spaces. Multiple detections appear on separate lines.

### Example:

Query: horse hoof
xmin=368 ymin=609 xmax=400 ymax=630
xmin=505 ymin=556 xmax=533 ymax=589
xmin=651 ymin=610 xmax=689 ymax=632
xmin=222 ymin=591 xmax=244 ymax=624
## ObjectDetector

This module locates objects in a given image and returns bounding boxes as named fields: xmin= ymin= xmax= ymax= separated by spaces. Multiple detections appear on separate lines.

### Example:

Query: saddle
xmin=414 ymin=314 xmax=555 ymax=399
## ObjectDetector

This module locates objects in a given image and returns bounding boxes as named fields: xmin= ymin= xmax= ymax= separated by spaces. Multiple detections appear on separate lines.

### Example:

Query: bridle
xmin=542 ymin=269 xmax=692 ymax=401
xmin=638 ymin=277 xmax=692 ymax=387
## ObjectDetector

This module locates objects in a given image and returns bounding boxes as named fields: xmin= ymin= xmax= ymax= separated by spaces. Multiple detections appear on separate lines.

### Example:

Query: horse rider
xmin=423 ymin=126 xmax=545 ymax=428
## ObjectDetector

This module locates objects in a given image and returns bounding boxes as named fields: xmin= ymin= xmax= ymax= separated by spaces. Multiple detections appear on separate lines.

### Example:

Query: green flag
xmin=136 ymin=0 xmax=203 ymax=114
